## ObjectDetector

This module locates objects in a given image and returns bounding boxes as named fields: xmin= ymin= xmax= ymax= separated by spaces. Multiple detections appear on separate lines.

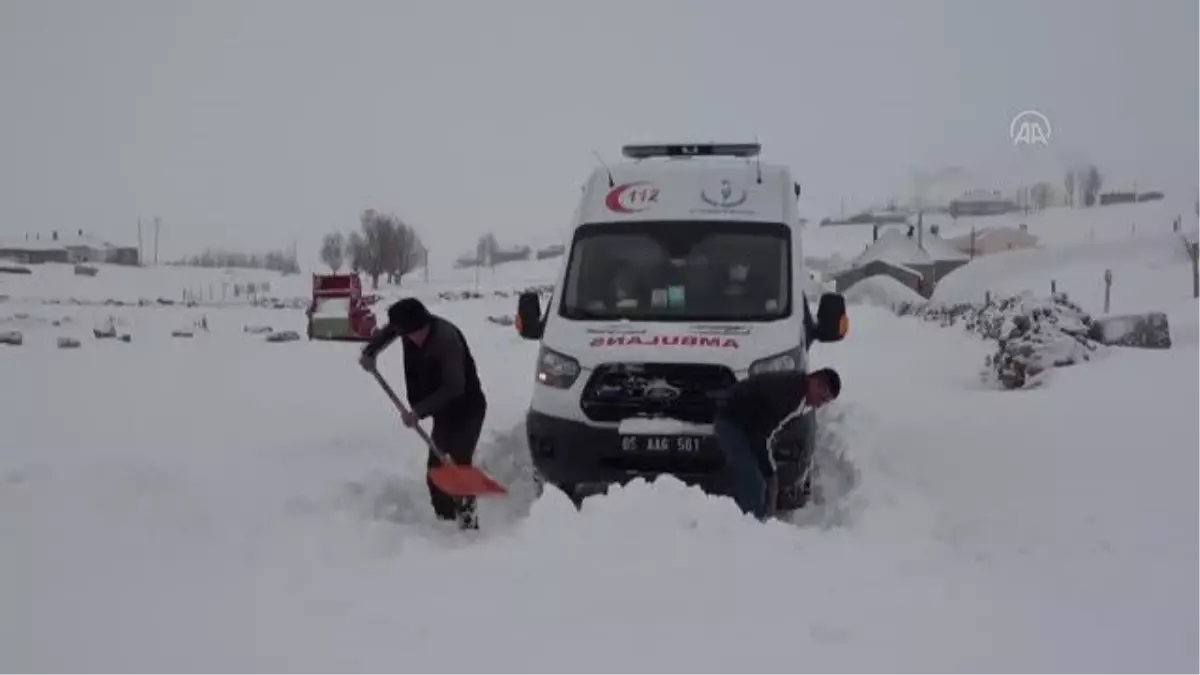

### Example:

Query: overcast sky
xmin=1 ymin=0 xmax=1195 ymax=266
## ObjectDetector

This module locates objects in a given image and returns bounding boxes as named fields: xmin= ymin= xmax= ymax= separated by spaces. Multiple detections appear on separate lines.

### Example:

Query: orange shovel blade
xmin=429 ymin=465 xmax=508 ymax=497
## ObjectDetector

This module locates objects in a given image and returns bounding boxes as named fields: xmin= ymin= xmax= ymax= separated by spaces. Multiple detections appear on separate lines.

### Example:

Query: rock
xmin=57 ymin=337 xmax=81 ymax=349
xmin=94 ymin=317 xmax=118 ymax=339
xmin=119 ymin=334 xmax=132 ymax=343
xmin=1088 ymin=312 xmax=1172 ymax=349
xmin=0 ymin=331 xmax=22 ymax=346
xmin=266 ymin=330 xmax=301 ymax=343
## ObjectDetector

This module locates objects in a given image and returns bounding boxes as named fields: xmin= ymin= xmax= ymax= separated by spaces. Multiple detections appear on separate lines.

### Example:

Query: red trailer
xmin=306 ymin=273 xmax=379 ymax=341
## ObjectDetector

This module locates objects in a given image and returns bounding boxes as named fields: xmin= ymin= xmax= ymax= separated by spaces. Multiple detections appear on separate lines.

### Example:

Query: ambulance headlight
xmin=536 ymin=346 xmax=581 ymax=389
xmin=749 ymin=348 xmax=801 ymax=375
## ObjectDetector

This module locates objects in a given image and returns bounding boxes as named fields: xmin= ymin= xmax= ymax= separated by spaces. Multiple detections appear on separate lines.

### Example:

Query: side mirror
xmin=516 ymin=291 xmax=544 ymax=340
xmin=812 ymin=292 xmax=848 ymax=343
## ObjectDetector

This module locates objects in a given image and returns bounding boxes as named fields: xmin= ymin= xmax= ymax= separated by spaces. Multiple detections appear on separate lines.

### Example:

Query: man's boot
xmin=456 ymin=497 xmax=479 ymax=531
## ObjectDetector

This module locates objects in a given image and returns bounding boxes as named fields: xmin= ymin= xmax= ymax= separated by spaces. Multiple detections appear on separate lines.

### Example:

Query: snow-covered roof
xmin=844 ymin=274 xmax=927 ymax=307
xmin=0 ymin=232 xmax=130 ymax=251
xmin=853 ymin=229 xmax=932 ymax=268
xmin=919 ymin=232 xmax=971 ymax=262
xmin=0 ymin=236 xmax=67 ymax=252
xmin=851 ymin=227 xmax=971 ymax=269
xmin=59 ymin=233 xmax=120 ymax=249
xmin=864 ymin=257 xmax=924 ymax=279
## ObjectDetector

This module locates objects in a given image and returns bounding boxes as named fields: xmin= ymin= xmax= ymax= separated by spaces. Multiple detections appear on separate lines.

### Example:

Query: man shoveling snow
xmin=713 ymin=368 xmax=842 ymax=520
xmin=360 ymin=298 xmax=490 ymax=530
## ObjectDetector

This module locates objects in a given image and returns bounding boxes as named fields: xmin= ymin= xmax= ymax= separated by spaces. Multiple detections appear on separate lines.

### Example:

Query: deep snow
xmin=2 ymin=206 xmax=1197 ymax=671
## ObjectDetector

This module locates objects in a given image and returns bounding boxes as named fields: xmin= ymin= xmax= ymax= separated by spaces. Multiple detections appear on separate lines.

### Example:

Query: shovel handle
xmin=369 ymin=367 xmax=454 ymax=466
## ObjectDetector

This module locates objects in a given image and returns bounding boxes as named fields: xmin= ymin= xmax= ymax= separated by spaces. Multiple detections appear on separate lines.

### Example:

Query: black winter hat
xmin=387 ymin=298 xmax=432 ymax=334
xmin=812 ymin=367 xmax=841 ymax=399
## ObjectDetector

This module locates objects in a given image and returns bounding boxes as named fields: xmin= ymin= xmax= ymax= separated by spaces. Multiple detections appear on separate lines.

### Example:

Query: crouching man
xmin=713 ymin=368 xmax=841 ymax=520
xmin=360 ymin=298 xmax=488 ymax=531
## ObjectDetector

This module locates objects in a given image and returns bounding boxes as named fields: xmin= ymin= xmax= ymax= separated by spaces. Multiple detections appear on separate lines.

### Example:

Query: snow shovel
xmin=369 ymin=368 xmax=508 ymax=498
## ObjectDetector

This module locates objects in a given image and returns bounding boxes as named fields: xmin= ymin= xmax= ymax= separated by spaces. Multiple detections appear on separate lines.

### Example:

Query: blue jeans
xmin=714 ymin=416 xmax=768 ymax=519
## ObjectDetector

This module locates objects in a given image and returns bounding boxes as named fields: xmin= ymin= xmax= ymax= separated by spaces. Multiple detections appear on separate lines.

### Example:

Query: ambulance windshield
xmin=559 ymin=221 xmax=791 ymax=322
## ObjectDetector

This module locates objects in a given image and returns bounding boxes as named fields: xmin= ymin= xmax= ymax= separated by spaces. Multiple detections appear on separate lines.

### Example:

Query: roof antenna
xmin=592 ymin=150 xmax=615 ymax=187
xmin=753 ymin=134 xmax=763 ymax=184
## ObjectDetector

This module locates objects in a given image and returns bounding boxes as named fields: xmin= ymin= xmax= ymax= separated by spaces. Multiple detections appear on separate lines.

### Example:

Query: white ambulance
xmin=514 ymin=142 xmax=847 ymax=512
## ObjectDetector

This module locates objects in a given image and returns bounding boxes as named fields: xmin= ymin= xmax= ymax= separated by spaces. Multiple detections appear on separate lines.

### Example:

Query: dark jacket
xmin=364 ymin=315 xmax=486 ymax=422
xmin=716 ymin=370 xmax=810 ymax=474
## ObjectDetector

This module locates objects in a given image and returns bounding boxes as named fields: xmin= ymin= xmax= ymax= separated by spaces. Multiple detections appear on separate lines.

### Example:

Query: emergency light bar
xmin=621 ymin=142 xmax=762 ymax=160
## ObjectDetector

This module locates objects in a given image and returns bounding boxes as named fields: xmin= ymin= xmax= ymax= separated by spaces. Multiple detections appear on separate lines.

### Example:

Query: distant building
xmin=945 ymin=226 xmax=1040 ymax=257
xmin=948 ymin=190 xmax=1020 ymax=218
xmin=0 ymin=240 xmax=70 ymax=264
xmin=0 ymin=229 xmax=140 ymax=266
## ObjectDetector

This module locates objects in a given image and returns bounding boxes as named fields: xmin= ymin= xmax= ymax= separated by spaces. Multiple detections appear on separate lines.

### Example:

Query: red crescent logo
xmin=605 ymin=181 xmax=657 ymax=213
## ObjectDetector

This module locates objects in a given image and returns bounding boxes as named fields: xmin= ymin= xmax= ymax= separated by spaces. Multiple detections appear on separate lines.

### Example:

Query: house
xmin=917 ymin=228 xmax=971 ymax=280
xmin=832 ymin=226 xmax=970 ymax=298
xmin=834 ymin=258 xmax=926 ymax=296
xmin=948 ymin=189 xmax=1020 ymax=218
xmin=0 ymin=230 xmax=140 ymax=266
xmin=0 ymin=238 xmax=70 ymax=264
xmin=60 ymin=231 xmax=110 ymax=263
xmin=945 ymin=226 xmax=1039 ymax=256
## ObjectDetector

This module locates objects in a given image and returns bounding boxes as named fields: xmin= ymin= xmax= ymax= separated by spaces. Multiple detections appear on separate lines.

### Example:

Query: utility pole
xmin=1188 ymin=242 xmax=1199 ymax=299
xmin=137 ymin=217 xmax=144 ymax=266
xmin=153 ymin=216 xmax=161 ymax=266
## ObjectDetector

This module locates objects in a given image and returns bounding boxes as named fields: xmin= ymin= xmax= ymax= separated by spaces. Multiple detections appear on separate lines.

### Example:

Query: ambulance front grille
xmin=579 ymin=362 xmax=736 ymax=424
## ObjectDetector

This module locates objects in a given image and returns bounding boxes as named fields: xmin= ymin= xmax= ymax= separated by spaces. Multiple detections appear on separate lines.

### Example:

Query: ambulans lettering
xmin=588 ymin=334 xmax=740 ymax=348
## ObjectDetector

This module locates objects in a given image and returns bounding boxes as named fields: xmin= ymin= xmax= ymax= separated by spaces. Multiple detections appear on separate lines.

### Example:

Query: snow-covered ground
xmin=2 ymin=204 xmax=1197 ymax=671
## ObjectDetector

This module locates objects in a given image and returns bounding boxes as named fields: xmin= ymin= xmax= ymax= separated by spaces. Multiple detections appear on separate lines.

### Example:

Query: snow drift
xmin=843 ymin=275 xmax=926 ymax=309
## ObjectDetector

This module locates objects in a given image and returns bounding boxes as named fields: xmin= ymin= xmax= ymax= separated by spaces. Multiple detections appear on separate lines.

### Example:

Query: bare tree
xmin=388 ymin=219 xmax=423 ymax=285
xmin=319 ymin=232 xmax=345 ymax=272
xmin=356 ymin=209 xmax=424 ymax=288
xmin=359 ymin=209 xmax=388 ymax=289
xmin=174 ymin=246 xmax=297 ymax=273
xmin=1064 ymin=170 xmax=1077 ymax=208
xmin=1030 ymin=182 xmax=1054 ymax=211
xmin=476 ymin=232 xmax=499 ymax=268
xmin=346 ymin=231 xmax=367 ymax=274
xmin=1082 ymin=165 xmax=1104 ymax=207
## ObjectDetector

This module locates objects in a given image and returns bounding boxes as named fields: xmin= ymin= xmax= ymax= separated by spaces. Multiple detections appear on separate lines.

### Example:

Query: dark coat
xmin=364 ymin=315 xmax=486 ymax=423
xmin=715 ymin=370 xmax=811 ymax=476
